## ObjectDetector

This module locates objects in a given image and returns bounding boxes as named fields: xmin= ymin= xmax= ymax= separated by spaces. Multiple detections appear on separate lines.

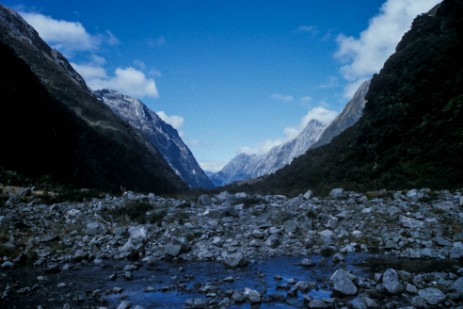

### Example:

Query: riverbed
xmin=1 ymin=253 xmax=461 ymax=308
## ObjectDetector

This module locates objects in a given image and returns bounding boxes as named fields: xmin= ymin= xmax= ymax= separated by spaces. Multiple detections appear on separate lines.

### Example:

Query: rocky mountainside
xmin=94 ymin=89 xmax=213 ymax=189
xmin=211 ymin=119 xmax=327 ymax=186
xmin=311 ymin=80 xmax=370 ymax=149
xmin=0 ymin=5 xmax=187 ymax=194
xmin=241 ymin=0 xmax=463 ymax=195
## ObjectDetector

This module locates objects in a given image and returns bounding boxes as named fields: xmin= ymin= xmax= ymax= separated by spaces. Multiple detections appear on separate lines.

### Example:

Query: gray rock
xmin=330 ymin=188 xmax=345 ymax=199
xmin=1 ymin=261 xmax=14 ymax=269
xmin=406 ymin=283 xmax=418 ymax=294
xmin=222 ymin=251 xmax=247 ymax=269
xmin=116 ymin=300 xmax=132 ymax=309
xmin=411 ymin=296 xmax=427 ymax=307
xmin=190 ymin=298 xmax=207 ymax=308
xmin=418 ymin=287 xmax=446 ymax=305
xmin=128 ymin=225 xmax=147 ymax=245
xmin=406 ymin=189 xmax=424 ymax=200
xmin=308 ymin=299 xmax=327 ymax=308
xmin=453 ymin=277 xmax=463 ymax=293
xmin=330 ymin=269 xmax=358 ymax=295
xmin=382 ymin=268 xmax=404 ymax=294
xmin=399 ymin=215 xmax=424 ymax=229
xmin=301 ymin=258 xmax=314 ymax=267
xmin=435 ymin=236 xmax=453 ymax=246
xmin=244 ymin=287 xmax=261 ymax=303
xmin=265 ymin=234 xmax=280 ymax=248
xmin=164 ymin=243 xmax=182 ymax=257
xmin=231 ymin=290 xmax=246 ymax=303
xmin=197 ymin=194 xmax=212 ymax=206
xmin=73 ymin=249 xmax=89 ymax=262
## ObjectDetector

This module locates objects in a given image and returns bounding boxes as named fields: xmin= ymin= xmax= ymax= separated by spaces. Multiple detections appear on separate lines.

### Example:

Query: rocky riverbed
xmin=0 ymin=186 xmax=462 ymax=308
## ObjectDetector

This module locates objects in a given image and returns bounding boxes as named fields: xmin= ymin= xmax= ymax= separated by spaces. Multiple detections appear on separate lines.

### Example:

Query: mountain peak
xmin=94 ymin=89 xmax=213 ymax=189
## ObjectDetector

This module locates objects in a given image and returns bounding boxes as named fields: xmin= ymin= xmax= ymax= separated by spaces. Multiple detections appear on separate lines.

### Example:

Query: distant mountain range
xmin=211 ymin=80 xmax=371 ymax=187
xmin=0 ymin=5 xmax=188 ymax=194
xmin=210 ymin=119 xmax=327 ymax=186
xmin=94 ymin=89 xmax=213 ymax=189
xmin=237 ymin=0 xmax=463 ymax=195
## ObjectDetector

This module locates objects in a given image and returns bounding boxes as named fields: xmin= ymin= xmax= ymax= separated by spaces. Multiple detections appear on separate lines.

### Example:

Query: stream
xmin=1 ymin=253 xmax=461 ymax=308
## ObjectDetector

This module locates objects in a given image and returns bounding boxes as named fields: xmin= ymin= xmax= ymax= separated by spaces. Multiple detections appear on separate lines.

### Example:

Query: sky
xmin=3 ymin=0 xmax=441 ymax=172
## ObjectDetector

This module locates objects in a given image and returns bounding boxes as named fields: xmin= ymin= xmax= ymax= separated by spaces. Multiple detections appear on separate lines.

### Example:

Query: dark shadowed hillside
xmin=237 ymin=0 xmax=463 ymax=196
xmin=0 ymin=6 xmax=187 ymax=194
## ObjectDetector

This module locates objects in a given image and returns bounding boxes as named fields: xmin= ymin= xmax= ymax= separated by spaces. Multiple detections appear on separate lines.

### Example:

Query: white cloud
xmin=271 ymin=93 xmax=293 ymax=103
xmin=20 ymin=12 xmax=99 ymax=54
xmin=335 ymin=0 xmax=441 ymax=98
xmin=241 ymin=106 xmax=337 ymax=155
xmin=73 ymin=61 xmax=159 ymax=98
xmin=299 ymin=96 xmax=312 ymax=103
xmin=157 ymin=111 xmax=184 ymax=130
xmin=20 ymin=10 xmax=159 ymax=100
xmin=199 ymin=160 xmax=227 ymax=173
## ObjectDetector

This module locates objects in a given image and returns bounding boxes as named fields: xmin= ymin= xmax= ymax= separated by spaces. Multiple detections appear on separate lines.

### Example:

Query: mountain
xmin=211 ymin=119 xmax=327 ymax=186
xmin=94 ymin=89 xmax=213 ymax=189
xmin=209 ymin=153 xmax=260 ymax=186
xmin=311 ymin=80 xmax=370 ymax=149
xmin=0 ymin=5 xmax=188 ymax=194
xmin=239 ymin=0 xmax=463 ymax=195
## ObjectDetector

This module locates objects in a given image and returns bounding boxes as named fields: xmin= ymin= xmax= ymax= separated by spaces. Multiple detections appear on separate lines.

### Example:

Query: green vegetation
xmin=235 ymin=0 xmax=463 ymax=196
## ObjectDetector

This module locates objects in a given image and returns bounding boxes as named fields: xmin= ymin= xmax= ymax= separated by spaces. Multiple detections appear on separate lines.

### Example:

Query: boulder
xmin=330 ymin=269 xmax=358 ymax=295
xmin=382 ymin=268 xmax=404 ymax=294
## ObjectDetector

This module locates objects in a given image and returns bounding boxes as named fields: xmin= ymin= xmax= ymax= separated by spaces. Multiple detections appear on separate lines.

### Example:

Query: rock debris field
xmin=0 ymin=187 xmax=463 ymax=308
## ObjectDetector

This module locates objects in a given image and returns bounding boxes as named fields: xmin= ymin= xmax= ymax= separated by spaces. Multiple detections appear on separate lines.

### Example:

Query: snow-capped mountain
xmin=211 ymin=80 xmax=372 ymax=187
xmin=210 ymin=119 xmax=327 ymax=186
xmin=310 ymin=80 xmax=370 ymax=149
xmin=94 ymin=89 xmax=213 ymax=189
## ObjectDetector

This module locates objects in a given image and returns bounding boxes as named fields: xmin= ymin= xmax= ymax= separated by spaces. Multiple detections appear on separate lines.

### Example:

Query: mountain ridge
xmin=0 ymin=5 xmax=188 ymax=194
xmin=210 ymin=119 xmax=327 ymax=186
xmin=94 ymin=89 xmax=213 ymax=189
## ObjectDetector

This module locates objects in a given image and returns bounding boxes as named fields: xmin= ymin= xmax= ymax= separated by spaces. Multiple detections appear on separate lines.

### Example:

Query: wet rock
xmin=300 ymin=258 xmax=314 ymax=267
xmin=117 ymin=300 xmax=132 ymax=309
xmin=221 ymin=251 xmax=247 ymax=269
xmin=330 ymin=269 xmax=358 ymax=295
xmin=244 ymin=287 xmax=261 ymax=303
xmin=231 ymin=290 xmax=246 ymax=303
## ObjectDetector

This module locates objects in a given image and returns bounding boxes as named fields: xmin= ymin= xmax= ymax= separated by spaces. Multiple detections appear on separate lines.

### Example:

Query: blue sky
xmin=4 ymin=0 xmax=440 ymax=171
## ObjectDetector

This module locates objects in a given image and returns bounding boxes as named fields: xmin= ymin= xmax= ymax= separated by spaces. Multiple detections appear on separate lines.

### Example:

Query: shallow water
xmin=1 ymin=253 xmax=461 ymax=308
